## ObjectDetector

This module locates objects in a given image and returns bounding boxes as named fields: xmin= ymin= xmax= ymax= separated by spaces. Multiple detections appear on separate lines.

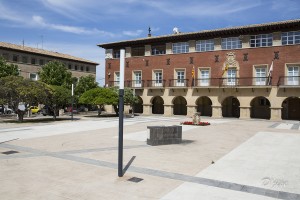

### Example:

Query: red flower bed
xmin=180 ymin=121 xmax=210 ymax=126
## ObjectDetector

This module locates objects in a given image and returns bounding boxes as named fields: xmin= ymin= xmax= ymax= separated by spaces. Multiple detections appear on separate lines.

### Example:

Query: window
xmin=31 ymin=58 xmax=36 ymax=65
xmin=132 ymin=47 xmax=145 ymax=57
xmin=255 ymin=67 xmax=267 ymax=85
xmin=227 ymin=69 xmax=237 ymax=85
xmin=151 ymin=45 xmax=166 ymax=55
xmin=39 ymin=59 xmax=44 ymax=66
xmin=2 ymin=53 xmax=9 ymax=60
xmin=172 ymin=42 xmax=189 ymax=54
xmin=86 ymin=66 xmax=89 ymax=72
xmin=282 ymin=31 xmax=300 ymax=45
xmin=154 ymin=71 xmax=163 ymax=87
xmin=68 ymin=64 xmax=72 ymax=69
xmin=250 ymin=34 xmax=273 ymax=47
xmin=80 ymin=66 xmax=84 ymax=71
xmin=13 ymin=54 xmax=18 ymax=62
xmin=196 ymin=39 xmax=214 ymax=52
xmin=30 ymin=73 xmax=38 ymax=81
xmin=287 ymin=66 xmax=299 ymax=85
xmin=115 ymin=72 xmax=120 ymax=87
xmin=199 ymin=69 xmax=210 ymax=86
xmin=221 ymin=37 xmax=242 ymax=50
xmin=113 ymin=49 xmax=120 ymax=58
xmin=133 ymin=71 xmax=142 ymax=87
xmin=176 ymin=70 xmax=185 ymax=86
xmin=74 ymin=65 xmax=78 ymax=70
xmin=22 ymin=56 xmax=28 ymax=63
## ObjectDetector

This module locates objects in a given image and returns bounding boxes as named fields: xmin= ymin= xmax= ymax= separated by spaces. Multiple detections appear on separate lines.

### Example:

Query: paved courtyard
xmin=0 ymin=115 xmax=299 ymax=200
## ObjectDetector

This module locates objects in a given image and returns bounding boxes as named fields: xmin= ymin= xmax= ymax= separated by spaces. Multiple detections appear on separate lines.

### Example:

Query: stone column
xmin=270 ymin=107 xmax=282 ymax=121
xmin=145 ymin=45 xmax=151 ymax=56
xmin=187 ymin=105 xmax=197 ymax=117
xmin=239 ymin=106 xmax=251 ymax=119
xmin=164 ymin=104 xmax=173 ymax=116
xmin=212 ymin=105 xmax=222 ymax=118
xmin=143 ymin=104 xmax=152 ymax=115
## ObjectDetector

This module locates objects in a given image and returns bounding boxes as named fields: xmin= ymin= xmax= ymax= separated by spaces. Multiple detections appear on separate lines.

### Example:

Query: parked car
xmin=65 ymin=106 xmax=79 ymax=114
xmin=0 ymin=106 xmax=13 ymax=114
xmin=41 ymin=106 xmax=58 ymax=116
xmin=29 ymin=106 xmax=40 ymax=114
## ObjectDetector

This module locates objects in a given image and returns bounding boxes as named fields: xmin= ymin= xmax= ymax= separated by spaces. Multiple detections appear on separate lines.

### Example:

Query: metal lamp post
xmin=71 ymin=83 xmax=74 ymax=121
xmin=118 ymin=49 xmax=125 ymax=177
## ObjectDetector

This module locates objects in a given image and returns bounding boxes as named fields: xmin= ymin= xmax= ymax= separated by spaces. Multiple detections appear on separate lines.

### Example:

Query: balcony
xmin=277 ymin=76 xmax=300 ymax=87
xmin=108 ymin=81 xmax=120 ymax=87
xmin=219 ymin=77 xmax=272 ymax=87
xmin=169 ymin=79 xmax=189 ymax=87
xmin=126 ymin=80 xmax=145 ymax=88
xmin=147 ymin=80 xmax=166 ymax=88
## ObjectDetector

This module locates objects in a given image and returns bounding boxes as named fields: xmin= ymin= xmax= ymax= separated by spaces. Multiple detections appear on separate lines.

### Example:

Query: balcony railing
xmin=277 ymin=76 xmax=300 ymax=86
xmin=218 ymin=77 xmax=272 ymax=87
xmin=194 ymin=78 xmax=220 ymax=87
xmin=169 ymin=79 xmax=189 ymax=87
xmin=108 ymin=81 xmax=120 ymax=87
xmin=126 ymin=80 xmax=145 ymax=88
xmin=147 ymin=80 xmax=166 ymax=87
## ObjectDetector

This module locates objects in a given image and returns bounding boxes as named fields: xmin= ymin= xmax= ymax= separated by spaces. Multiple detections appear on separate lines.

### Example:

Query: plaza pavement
xmin=0 ymin=115 xmax=299 ymax=199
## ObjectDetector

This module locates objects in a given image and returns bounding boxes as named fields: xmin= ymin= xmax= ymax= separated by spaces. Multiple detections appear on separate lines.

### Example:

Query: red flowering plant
xmin=180 ymin=121 xmax=210 ymax=126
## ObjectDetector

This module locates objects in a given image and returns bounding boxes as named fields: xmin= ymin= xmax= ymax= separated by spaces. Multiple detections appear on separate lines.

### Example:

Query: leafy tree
xmin=47 ymin=85 xmax=71 ymax=120
xmin=75 ymin=75 xmax=98 ymax=96
xmin=38 ymin=60 xmax=72 ymax=88
xmin=0 ymin=56 xmax=19 ymax=78
xmin=79 ymin=87 xmax=138 ymax=115
xmin=0 ymin=76 xmax=50 ymax=122
xmin=79 ymin=87 xmax=118 ymax=115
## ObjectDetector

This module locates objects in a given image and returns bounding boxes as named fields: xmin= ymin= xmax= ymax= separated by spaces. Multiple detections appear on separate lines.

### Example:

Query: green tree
xmin=79 ymin=87 xmax=118 ymax=115
xmin=75 ymin=75 xmax=98 ymax=96
xmin=38 ymin=60 xmax=72 ymax=88
xmin=0 ymin=76 xmax=50 ymax=122
xmin=0 ymin=56 xmax=19 ymax=78
xmin=47 ymin=85 xmax=71 ymax=120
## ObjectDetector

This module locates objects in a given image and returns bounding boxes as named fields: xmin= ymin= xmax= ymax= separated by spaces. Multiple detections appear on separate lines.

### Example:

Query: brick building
xmin=0 ymin=42 xmax=98 ymax=80
xmin=98 ymin=19 xmax=300 ymax=121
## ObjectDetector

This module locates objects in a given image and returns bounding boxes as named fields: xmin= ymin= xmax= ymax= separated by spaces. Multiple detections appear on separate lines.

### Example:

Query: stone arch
xmin=133 ymin=96 xmax=143 ymax=114
xmin=281 ymin=97 xmax=300 ymax=120
xmin=173 ymin=96 xmax=187 ymax=115
xmin=222 ymin=96 xmax=240 ymax=118
xmin=250 ymin=96 xmax=271 ymax=119
xmin=151 ymin=96 xmax=164 ymax=114
xmin=196 ymin=96 xmax=212 ymax=116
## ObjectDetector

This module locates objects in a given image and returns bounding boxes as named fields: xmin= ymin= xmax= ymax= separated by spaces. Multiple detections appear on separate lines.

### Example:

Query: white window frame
xmin=250 ymin=34 xmax=273 ymax=47
xmin=221 ymin=37 xmax=242 ymax=50
xmin=176 ymin=70 xmax=185 ymax=86
xmin=282 ymin=31 xmax=300 ymax=45
xmin=227 ymin=69 xmax=237 ymax=85
xmin=115 ymin=72 xmax=120 ymax=87
xmin=154 ymin=70 xmax=163 ymax=87
xmin=196 ymin=39 xmax=214 ymax=52
xmin=29 ymin=73 xmax=38 ymax=81
xmin=287 ymin=66 xmax=299 ymax=85
xmin=133 ymin=71 xmax=142 ymax=87
xmin=199 ymin=69 xmax=210 ymax=86
xmin=172 ymin=42 xmax=189 ymax=54
xmin=255 ymin=66 xmax=267 ymax=85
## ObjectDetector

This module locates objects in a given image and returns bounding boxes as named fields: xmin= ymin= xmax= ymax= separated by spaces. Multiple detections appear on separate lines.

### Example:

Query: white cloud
xmin=122 ymin=30 xmax=144 ymax=37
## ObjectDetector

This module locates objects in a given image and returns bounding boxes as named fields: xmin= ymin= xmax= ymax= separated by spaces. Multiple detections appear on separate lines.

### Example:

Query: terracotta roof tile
xmin=0 ymin=41 xmax=98 ymax=65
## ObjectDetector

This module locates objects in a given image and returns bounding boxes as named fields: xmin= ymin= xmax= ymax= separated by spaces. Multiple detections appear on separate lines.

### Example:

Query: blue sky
xmin=1 ymin=0 xmax=300 ymax=86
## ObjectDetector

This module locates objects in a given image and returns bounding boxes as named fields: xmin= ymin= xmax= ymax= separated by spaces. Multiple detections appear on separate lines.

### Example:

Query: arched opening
xmin=282 ymin=97 xmax=300 ymax=120
xmin=152 ymin=96 xmax=164 ymax=114
xmin=173 ymin=96 xmax=187 ymax=115
xmin=196 ymin=96 xmax=212 ymax=116
xmin=133 ymin=96 xmax=143 ymax=114
xmin=222 ymin=96 xmax=240 ymax=118
xmin=250 ymin=97 xmax=271 ymax=119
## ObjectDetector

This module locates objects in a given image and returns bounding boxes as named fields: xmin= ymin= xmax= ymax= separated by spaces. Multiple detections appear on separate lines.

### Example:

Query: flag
xmin=192 ymin=65 xmax=195 ymax=86
xmin=222 ymin=64 xmax=229 ymax=76
xmin=267 ymin=61 xmax=273 ymax=85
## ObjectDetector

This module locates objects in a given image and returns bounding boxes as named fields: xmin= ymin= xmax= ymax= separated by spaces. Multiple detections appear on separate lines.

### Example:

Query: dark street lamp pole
xmin=118 ymin=49 xmax=125 ymax=177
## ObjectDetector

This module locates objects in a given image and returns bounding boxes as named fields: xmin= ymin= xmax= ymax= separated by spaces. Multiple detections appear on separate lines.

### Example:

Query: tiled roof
xmin=0 ymin=41 xmax=98 ymax=65
xmin=98 ymin=19 xmax=300 ymax=48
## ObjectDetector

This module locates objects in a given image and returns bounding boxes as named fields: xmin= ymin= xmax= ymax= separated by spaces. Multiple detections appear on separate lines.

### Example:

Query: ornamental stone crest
xmin=226 ymin=52 xmax=237 ymax=67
